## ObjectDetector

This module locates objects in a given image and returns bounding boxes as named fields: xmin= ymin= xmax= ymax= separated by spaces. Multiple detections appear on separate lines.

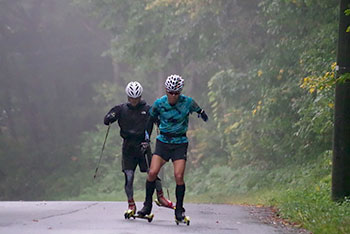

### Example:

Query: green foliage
xmin=338 ymin=73 xmax=350 ymax=83
xmin=345 ymin=9 xmax=350 ymax=16
xmin=267 ymin=152 xmax=350 ymax=233
xmin=73 ymin=0 xmax=339 ymax=197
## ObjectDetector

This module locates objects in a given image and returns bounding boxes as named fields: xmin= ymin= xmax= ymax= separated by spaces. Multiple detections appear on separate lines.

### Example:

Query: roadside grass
xmin=184 ymin=152 xmax=350 ymax=234
xmin=274 ymin=187 xmax=350 ymax=234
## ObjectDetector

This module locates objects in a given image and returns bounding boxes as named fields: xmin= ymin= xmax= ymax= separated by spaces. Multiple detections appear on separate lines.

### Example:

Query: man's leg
xmin=144 ymin=146 xmax=173 ymax=206
xmin=138 ymin=155 xmax=166 ymax=216
xmin=173 ymin=159 xmax=186 ymax=220
xmin=122 ymin=140 xmax=138 ymax=214
xmin=142 ymin=148 xmax=165 ymax=197
xmin=146 ymin=154 xmax=167 ymax=207
xmin=124 ymin=170 xmax=136 ymax=213
xmin=124 ymin=170 xmax=135 ymax=200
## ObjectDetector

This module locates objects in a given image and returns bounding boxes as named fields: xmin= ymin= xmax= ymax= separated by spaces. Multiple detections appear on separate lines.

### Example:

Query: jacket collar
xmin=127 ymin=100 xmax=146 ymax=109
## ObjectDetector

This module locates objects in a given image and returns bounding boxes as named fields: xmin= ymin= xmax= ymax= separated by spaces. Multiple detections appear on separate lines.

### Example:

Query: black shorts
xmin=154 ymin=139 xmax=188 ymax=162
xmin=122 ymin=140 xmax=151 ymax=172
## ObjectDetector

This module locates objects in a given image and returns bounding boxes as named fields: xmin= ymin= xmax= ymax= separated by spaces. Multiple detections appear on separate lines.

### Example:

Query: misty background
xmin=0 ymin=0 xmax=338 ymax=215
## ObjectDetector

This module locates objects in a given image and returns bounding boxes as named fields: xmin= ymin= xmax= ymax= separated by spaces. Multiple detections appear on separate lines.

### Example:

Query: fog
xmin=0 ymin=0 xmax=113 ymax=199
xmin=0 ymin=0 xmax=338 ymax=204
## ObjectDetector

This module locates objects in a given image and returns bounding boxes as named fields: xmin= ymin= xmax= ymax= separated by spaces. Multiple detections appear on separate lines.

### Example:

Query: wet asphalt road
xmin=0 ymin=201 xmax=306 ymax=234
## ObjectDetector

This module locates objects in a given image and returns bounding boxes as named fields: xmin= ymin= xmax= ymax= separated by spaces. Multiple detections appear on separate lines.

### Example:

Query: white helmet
xmin=164 ymin=74 xmax=184 ymax=92
xmin=125 ymin=81 xmax=143 ymax=98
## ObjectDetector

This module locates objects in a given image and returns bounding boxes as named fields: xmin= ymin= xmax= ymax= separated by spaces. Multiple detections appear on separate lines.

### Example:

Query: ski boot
xmin=134 ymin=202 xmax=154 ymax=222
xmin=137 ymin=202 xmax=152 ymax=217
xmin=175 ymin=207 xmax=190 ymax=226
xmin=124 ymin=199 xmax=136 ymax=219
xmin=154 ymin=191 xmax=174 ymax=209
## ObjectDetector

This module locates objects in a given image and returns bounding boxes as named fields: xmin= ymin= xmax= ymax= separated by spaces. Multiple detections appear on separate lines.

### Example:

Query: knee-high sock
xmin=176 ymin=184 xmax=185 ymax=209
xmin=124 ymin=170 xmax=134 ymax=200
xmin=145 ymin=180 xmax=156 ymax=205
xmin=155 ymin=176 xmax=162 ymax=193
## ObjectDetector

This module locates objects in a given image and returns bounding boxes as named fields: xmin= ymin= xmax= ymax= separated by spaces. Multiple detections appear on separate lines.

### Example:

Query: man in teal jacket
xmin=137 ymin=75 xmax=208 ymax=222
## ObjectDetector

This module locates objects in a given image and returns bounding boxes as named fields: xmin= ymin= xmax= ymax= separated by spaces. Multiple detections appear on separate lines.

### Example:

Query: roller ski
xmin=125 ymin=213 xmax=154 ymax=223
xmin=175 ymin=207 xmax=190 ymax=226
xmin=124 ymin=199 xmax=154 ymax=222
xmin=154 ymin=191 xmax=175 ymax=209
xmin=125 ymin=203 xmax=153 ymax=223
xmin=125 ymin=210 xmax=154 ymax=223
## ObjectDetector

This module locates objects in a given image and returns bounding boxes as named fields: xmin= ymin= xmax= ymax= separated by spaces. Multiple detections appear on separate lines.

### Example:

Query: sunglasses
xmin=167 ymin=91 xmax=180 ymax=96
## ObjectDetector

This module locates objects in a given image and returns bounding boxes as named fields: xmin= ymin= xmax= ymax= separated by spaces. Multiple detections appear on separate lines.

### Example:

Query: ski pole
xmin=167 ymin=188 xmax=170 ymax=201
xmin=143 ymin=130 xmax=151 ymax=170
xmin=93 ymin=124 xmax=111 ymax=179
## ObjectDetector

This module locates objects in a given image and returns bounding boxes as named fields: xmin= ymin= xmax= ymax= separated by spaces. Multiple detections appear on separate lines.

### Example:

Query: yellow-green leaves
xmin=252 ymin=101 xmax=262 ymax=116
xmin=300 ymin=62 xmax=337 ymax=94
xmin=345 ymin=9 xmax=350 ymax=16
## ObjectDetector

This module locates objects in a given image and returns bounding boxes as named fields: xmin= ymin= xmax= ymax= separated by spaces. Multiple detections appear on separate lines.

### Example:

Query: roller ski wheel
xmin=132 ymin=204 xmax=154 ymax=222
xmin=134 ymin=213 xmax=154 ymax=223
xmin=124 ymin=209 xmax=135 ymax=219
xmin=175 ymin=207 xmax=190 ymax=225
xmin=154 ymin=198 xmax=175 ymax=209
xmin=175 ymin=215 xmax=190 ymax=226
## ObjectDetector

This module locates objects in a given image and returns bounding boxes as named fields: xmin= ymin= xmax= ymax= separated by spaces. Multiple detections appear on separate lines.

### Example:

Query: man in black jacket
xmin=104 ymin=81 xmax=173 ymax=215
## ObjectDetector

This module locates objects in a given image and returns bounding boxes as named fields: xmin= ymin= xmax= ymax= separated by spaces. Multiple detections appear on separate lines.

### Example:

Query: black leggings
xmin=124 ymin=170 xmax=163 ymax=200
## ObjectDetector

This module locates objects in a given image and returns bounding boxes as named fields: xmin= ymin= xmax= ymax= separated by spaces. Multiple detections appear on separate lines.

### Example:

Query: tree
xmin=332 ymin=0 xmax=350 ymax=201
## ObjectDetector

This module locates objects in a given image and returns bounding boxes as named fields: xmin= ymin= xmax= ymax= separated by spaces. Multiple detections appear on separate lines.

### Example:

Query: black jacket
xmin=104 ymin=100 xmax=153 ymax=141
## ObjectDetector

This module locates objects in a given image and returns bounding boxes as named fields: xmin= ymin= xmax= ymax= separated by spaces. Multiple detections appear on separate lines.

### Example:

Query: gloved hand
xmin=141 ymin=130 xmax=151 ymax=151
xmin=197 ymin=109 xmax=208 ymax=122
xmin=104 ymin=112 xmax=116 ymax=125
xmin=141 ymin=141 xmax=150 ymax=151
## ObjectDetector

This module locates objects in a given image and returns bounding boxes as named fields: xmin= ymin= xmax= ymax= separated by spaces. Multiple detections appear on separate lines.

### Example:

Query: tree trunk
xmin=332 ymin=0 xmax=350 ymax=201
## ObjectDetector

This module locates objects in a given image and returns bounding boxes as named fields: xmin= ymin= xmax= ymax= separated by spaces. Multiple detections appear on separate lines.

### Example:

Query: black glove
xmin=141 ymin=130 xmax=151 ymax=151
xmin=104 ymin=113 xmax=115 ymax=125
xmin=197 ymin=109 xmax=208 ymax=122
xmin=140 ymin=142 xmax=150 ymax=153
